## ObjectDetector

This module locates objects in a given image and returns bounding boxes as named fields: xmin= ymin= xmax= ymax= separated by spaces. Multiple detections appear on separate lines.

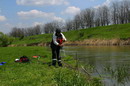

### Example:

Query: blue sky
xmin=0 ymin=0 xmax=115 ymax=33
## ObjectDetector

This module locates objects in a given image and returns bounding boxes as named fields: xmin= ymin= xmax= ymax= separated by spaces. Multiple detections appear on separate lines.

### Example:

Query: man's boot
xmin=52 ymin=60 xmax=56 ymax=66
xmin=58 ymin=61 xmax=62 ymax=67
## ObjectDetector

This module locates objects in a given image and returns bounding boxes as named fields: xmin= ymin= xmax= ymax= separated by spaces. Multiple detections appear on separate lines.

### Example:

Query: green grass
xmin=12 ymin=34 xmax=52 ymax=45
xmin=64 ymin=23 xmax=130 ymax=41
xmin=0 ymin=46 xmax=102 ymax=86
xmin=11 ymin=23 xmax=130 ymax=45
xmin=0 ymin=46 xmax=52 ymax=86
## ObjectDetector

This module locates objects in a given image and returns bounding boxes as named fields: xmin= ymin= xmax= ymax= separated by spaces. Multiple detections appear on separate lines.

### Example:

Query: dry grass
xmin=64 ymin=39 xmax=130 ymax=46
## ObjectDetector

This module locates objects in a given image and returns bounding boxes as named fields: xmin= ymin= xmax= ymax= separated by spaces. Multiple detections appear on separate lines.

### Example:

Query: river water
xmin=63 ymin=46 xmax=130 ymax=86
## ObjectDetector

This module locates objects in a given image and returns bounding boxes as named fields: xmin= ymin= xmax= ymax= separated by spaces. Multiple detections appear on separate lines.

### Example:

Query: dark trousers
xmin=51 ymin=44 xmax=62 ymax=66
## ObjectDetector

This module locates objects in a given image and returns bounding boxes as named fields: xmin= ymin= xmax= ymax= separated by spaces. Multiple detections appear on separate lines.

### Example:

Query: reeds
xmin=53 ymin=68 xmax=102 ymax=86
xmin=104 ymin=64 xmax=130 ymax=85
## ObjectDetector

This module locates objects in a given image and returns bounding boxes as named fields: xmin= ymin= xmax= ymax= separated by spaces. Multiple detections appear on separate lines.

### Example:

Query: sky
xmin=0 ymin=0 xmax=118 ymax=33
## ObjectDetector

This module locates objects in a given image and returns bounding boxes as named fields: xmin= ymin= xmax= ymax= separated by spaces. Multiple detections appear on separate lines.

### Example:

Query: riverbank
xmin=64 ymin=38 xmax=130 ymax=46
xmin=8 ymin=38 xmax=130 ymax=47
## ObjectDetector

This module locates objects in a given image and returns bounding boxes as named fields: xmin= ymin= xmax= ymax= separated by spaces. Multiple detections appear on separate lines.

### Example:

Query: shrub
xmin=0 ymin=32 xmax=14 ymax=47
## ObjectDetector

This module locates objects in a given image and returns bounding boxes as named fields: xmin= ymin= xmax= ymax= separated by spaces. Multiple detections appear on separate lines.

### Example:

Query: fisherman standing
xmin=51 ymin=29 xmax=67 ymax=67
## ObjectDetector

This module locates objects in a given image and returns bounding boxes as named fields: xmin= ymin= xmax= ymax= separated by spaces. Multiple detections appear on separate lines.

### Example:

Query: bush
xmin=0 ymin=32 xmax=14 ymax=47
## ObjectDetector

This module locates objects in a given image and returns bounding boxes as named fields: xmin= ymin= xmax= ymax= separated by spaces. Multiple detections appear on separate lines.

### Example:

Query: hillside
xmin=10 ymin=23 xmax=130 ymax=46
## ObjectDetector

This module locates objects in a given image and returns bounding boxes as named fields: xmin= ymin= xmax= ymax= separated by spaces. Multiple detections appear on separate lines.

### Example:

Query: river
xmin=63 ymin=46 xmax=130 ymax=86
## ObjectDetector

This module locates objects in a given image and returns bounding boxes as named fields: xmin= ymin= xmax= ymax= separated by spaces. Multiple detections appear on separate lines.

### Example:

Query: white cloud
xmin=5 ymin=23 xmax=13 ymax=27
xmin=94 ymin=5 xmax=101 ymax=9
xmin=53 ymin=16 xmax=65 ymax=22
xmin=94 ymin=0 xmax=111 ymax=8
xmin=10 ymin=22 xmax=40 ymax=29
xmin=16 ymin=0 xmax=69 ymax=6
xmin=0 ymin=23 xmax=13 ymax=33
xmin=62 ymin=6 xmax=81 ymax=15
xmin=94 ymin=0 xmax=124 ymax=8
xmin=33 ymin=22 xmax=44 ymax=26
xmin=17 ymin=9 xmax=65 ymax=22
xmin=17 ymin=10 xmax=54 ymax=19
xmin=103 ymin=0 xmax=113 ymax=6
xmin=0 ymin=15 xmax=6 ymax=21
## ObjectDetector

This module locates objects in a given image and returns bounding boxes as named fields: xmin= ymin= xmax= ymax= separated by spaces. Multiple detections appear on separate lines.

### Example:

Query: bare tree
xmin=65 ymin=20 xmax=74 ymax=31
xmin=44 ymin=23 xmax=53 ymax=33
xmin=26 ymin=27 xmax=35 ymax=36
xmin=129 ymin=10 xmax=130 ymax=23
xmin=94 ymin=8 xmax=102 ymax=27
xmin=111 ymin=1 xmax=120 ymax=24
xmin=82 ymin=8 xmax=95 ymax=28
xmin=111 ymin=0 xmax=130 ymax=24
xmin=96 ymin=5 xmax=110 ymax=26
xmin=73 ymin=14 xmax=81 ymax=30
xmin=33 ymin=25 xmax=42 ymax=35
xmin=119 ymin=0 xmax=130 ymax=24
xmin=44 ymin=21 xmax=62 ymax=33
xmin=102 ymin=5 xmax=110 ymax=25
xmin=10 ymin=27 xmax=24 ymax=38
xmin=119 ymin=1 xmax=125 ymax=24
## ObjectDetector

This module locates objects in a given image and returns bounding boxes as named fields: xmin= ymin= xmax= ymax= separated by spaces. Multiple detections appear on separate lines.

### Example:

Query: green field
xmin=0 ymin=46 xmax=102 ymax=86
xmin=12 ymin=23 xmax=130 ymax=45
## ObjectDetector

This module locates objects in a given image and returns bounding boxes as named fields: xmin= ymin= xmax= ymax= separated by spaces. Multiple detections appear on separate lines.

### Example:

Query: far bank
xmin=9 ymin=23 xmax=130 ymax=47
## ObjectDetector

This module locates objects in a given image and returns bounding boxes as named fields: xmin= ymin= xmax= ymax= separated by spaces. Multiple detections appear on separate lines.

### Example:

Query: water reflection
xmin=64 ymin=46 xmax=130 ymax=65
xmin=64 ymin=46 xmax=130 ymax=86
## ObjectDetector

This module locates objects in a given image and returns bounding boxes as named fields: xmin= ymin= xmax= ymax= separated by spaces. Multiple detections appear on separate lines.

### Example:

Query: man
xmin=51 ymin=29 xmax=67 ymax=67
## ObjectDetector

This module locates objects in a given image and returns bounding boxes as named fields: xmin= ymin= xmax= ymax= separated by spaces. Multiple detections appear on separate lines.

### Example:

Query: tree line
xmin=9 ymin=0 xmax=130 ymax=38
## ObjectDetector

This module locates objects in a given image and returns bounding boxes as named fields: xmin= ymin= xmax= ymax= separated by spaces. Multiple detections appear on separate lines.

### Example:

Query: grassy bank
xmin=66 ymin=23 xmax=130 ymax=41
xmin=0 ymin=46 xmax=102 ymax=86
xmin=10 ymin=23 xmax=130 ymax=46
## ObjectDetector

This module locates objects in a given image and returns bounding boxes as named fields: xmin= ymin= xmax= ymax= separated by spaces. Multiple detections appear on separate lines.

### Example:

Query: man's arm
xmin=61 ymin=33 xmax=67 ymax=42
xmin=53 ymin=32 xmax=59 ymax=45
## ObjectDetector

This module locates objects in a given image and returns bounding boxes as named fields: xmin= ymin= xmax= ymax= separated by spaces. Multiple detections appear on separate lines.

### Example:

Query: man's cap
xmin=56 ymin=29 xmax=61 ymax=33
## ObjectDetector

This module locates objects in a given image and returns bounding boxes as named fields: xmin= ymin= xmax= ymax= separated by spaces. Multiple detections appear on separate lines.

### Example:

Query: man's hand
xmin=58 ymin=44 xmax=64 ymax=47
xmin=63 ymin=39 xmax=66 ymax=42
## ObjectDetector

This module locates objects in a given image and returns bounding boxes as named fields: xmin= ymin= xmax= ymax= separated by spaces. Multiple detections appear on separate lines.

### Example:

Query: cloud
xmin=94 ymin=0 xmax=113 ymax=8
xmin=62 ymin=6 xmax=81 ymax=15
xmin=17 ymin=10 xmax=54 ymax=19
xmin=0 ymin=23 xmax=13 ymax=33
xmin=94 ymin=0 xmax=124 ymax=8
xmin=17 ymin=9 xmax=65 ymax=22
xmin=16 ymin=0 xmax=69 ymax=6
xmin=0 ymin=15 xmax=6 ymax=21
xmin=103 ymin=0 xmax=113 ymax=6
xmin=33 ymin=22 xmax=44 ymax=26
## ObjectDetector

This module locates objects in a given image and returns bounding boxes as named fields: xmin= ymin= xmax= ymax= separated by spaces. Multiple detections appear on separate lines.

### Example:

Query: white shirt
xmin=53 ymin=32 xmax=67 ymax=45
